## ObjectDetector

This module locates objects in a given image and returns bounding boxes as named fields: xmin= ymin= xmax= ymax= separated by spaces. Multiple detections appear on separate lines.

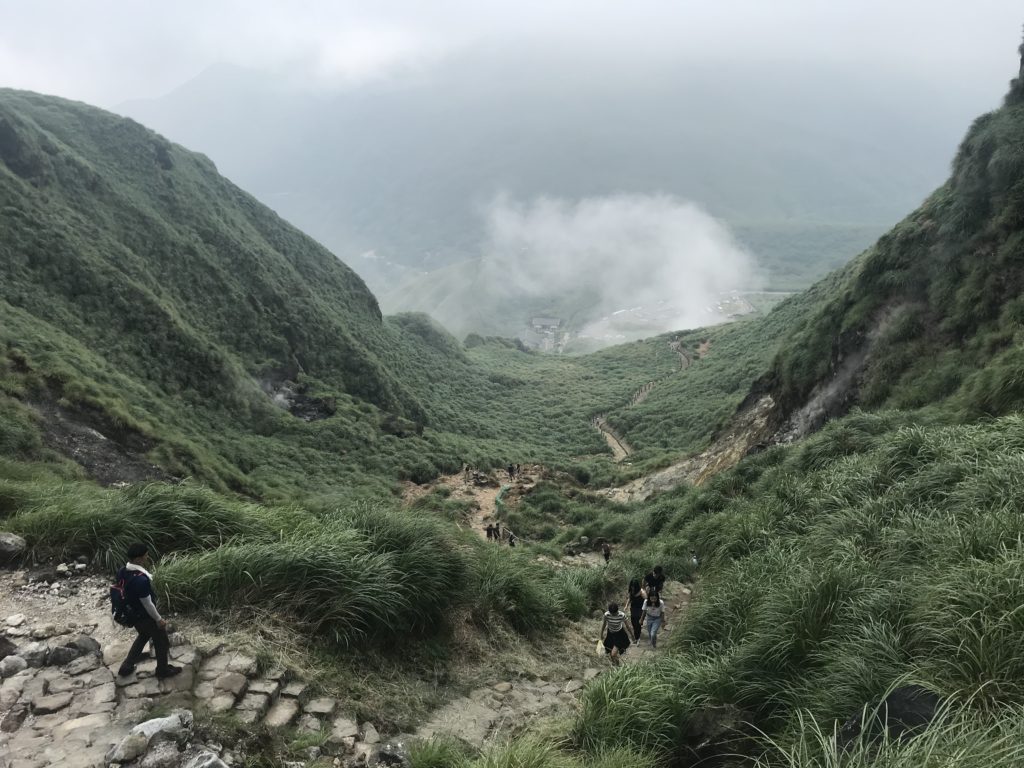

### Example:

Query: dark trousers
xmin=121 ymin=616 xmax=170 ymax=673
xmin=630 ymin=613 xmax=643 ymax=641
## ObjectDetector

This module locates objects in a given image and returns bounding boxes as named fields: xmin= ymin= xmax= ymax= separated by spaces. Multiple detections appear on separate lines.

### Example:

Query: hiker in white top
xmin=601 ymin=602 xmax=632 ymax=664
xmin=642 ymin=591 xmax=667 ymax=649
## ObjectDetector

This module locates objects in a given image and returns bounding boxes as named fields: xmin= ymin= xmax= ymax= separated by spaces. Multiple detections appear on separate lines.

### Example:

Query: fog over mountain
xmin=4 ymin=1 xmax=1020 ymax=341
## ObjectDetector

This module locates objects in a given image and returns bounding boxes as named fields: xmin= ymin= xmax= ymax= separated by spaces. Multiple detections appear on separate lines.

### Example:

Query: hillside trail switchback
xmin=591 ymin=339 xmax=693 ymax=463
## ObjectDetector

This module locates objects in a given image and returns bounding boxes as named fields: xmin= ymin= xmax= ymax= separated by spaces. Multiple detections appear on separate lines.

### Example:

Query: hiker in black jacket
xmin=116 ymin=543 xmax=181 ymax=679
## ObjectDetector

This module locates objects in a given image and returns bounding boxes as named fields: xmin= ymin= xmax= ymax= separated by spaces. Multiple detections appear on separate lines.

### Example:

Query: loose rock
xmin=304 ymin=697 xmax=337 ymax=716
xmin=0 ymin=702 xmax=28 ymax=732
xmin=361 ymin=722 xmax=381 ymax=744
xmin=0 ymin=655 xmax=28 ymax=678
xmin=0 ymin=532 xmax=26 ymax=562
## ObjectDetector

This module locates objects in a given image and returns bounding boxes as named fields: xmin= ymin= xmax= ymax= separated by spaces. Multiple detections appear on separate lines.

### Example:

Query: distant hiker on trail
xmin=601 ymin=602 xmax=632 ymax=664
xmin=690 ymin=550 xmax=699 ymax=569
xmin=494 ymin=522 xmax=501 ymax=541
xmin=644 ymin=565 xmax=666 ymax=596
xmin=507 ymin=464 xmax=515 ymax=481
xmin=602 ymin=542 xmax=612 ymax=563
xmin=642 ymin=591 xmax=667 ymax=649
xmin=114 ymin=543 xmax=181 ymax=680
xmin=485 ymin=524 xmax=494 ymax=540
xmin=627 ymin=578 xmax=646 ymax=643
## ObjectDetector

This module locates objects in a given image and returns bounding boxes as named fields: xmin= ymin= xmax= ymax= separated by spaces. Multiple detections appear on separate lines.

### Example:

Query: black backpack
xmin=110 ymin=570 xmax=142 ymax=626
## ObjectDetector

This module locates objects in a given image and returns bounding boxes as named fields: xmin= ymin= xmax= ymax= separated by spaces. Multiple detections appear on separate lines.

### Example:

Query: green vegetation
xmin=3 ymin=40 xmax=1024 ymax=768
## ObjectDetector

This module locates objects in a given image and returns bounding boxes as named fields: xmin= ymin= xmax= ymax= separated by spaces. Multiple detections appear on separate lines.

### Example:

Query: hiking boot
xmin=117 ymin=665 xmax=135 ymax=677
xmin=155 ymin=665 xmax=183 ymax=679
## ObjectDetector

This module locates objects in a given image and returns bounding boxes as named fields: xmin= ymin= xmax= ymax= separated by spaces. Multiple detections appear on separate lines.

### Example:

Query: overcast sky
xmin=0 ymin=1 xmax=1021 ymax=107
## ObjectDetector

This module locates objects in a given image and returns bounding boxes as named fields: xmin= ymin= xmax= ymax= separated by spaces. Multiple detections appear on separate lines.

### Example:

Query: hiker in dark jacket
xmin=644 ymin=565 xmax=666 ymax=596
xmin=627 ymin=578 xmax=646 ymax=642
xmin=116 ymin=543 xmax=181 ymax=679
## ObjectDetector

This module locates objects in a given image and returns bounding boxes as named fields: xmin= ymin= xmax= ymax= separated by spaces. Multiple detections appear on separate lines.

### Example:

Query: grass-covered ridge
xmin=0 ymin=88 xmax=690 ymax=497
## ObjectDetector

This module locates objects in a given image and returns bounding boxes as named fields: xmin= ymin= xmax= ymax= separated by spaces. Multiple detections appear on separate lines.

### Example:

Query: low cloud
xmin=478 ymin=194 xmax=762 ymax=341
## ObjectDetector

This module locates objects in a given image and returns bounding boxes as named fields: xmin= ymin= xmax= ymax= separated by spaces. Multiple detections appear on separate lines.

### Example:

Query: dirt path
xmin=411 ymin=578 xmax=693 ymax=748
xmin=402 ymin=468 xmax=541 ymax=541
xmin=591 ymin=416 xmax=632 ymax=461
xmin=601 ymin=394 xmax=777 ymax=503
xmin=590 ymin=339 xmax=694 ymax=463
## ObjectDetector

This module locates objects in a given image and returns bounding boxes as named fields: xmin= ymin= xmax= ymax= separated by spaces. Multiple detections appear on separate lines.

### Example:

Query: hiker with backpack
xmin=112 ymin=542 xmax=181 ymax=679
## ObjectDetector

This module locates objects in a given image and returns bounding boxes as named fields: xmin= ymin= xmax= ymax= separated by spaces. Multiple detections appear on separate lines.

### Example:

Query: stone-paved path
xmin=0 ymin=569 xmax=375 ymax=767
xmin=409 ymin=579 xmax=693 ymax=748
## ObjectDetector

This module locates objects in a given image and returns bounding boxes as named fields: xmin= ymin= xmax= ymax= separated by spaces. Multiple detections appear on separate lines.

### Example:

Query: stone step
xmin=263 ymin=698 xmax=300 ymax=729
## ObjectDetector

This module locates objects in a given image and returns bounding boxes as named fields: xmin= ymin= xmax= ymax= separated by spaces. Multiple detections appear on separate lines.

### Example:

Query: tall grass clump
xmin=157 ymin=505 xmax=469 ymax=646
xmin=758 ymin=702 xmax=1024 ymax=768
xmin=574 ymin=659 xmax=698 ymax=760
xmin=469 ymin=545 xmax=552 ymax=634
xmin=7 ymin=480 xmax=309 ymax=569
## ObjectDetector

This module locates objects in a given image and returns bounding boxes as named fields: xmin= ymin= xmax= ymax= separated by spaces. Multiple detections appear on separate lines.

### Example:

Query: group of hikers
xmin=484 ymin=521 xmax=518 ymax=547
xmin=110 ymin=539 xmax=692 ymax=675
xmin=600 ymin=564 xmax=671 ymax=664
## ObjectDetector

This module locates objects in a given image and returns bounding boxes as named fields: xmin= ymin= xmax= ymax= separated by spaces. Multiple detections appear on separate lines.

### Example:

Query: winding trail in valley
xmin=592 ymin=338 xmax=694 ymax=463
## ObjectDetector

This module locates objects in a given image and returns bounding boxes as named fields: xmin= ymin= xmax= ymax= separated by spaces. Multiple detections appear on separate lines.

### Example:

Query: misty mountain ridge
xmin=118 ymin=50 xmax=989 ymax=339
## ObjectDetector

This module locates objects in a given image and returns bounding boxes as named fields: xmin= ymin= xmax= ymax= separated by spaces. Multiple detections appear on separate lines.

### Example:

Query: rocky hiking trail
xmin=409 ymin=577 xmax=692 ymax=749
xmin=0 ymin=568 xmax=401 ymax=768
xmin=399 ymin=474 xmax=694 ymax=748
xmin=0 ymin=559 xmax=692 ymax=767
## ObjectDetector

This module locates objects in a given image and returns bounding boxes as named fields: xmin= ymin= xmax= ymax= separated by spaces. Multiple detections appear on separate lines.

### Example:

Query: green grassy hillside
xmin=761 ymin=72 xmax=1024 ymax=426
xmin=0 ymin=89 xmax=679 ymax=498
xmin=3 ymin=43 xmax=1024 ymax=768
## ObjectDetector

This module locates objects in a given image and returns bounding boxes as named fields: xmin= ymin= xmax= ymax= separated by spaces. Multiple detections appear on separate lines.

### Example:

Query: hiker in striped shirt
xmin=601 ymin=603 xmax=633 ymax=664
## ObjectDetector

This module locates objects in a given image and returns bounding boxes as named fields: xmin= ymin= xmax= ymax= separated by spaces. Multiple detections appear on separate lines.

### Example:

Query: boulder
xmin=67 ymin=634 xmax=101 ymax=656
xmin=31 ymin=625 xmax=57 ymax=640
xmin=106 ymin=731 xmax=150 ymax=763
xmin=5 ymin=613 xmax=26 ymax=627
xmin=140 ymin=740 xmax=184 ymax=768
xmin=131 ymin=708 xmax=194 ymax=747
xmin=0 ymin=655 xmax=28 ymax=678
xmin=0 ymin=532 xmax=26 ymax=562
xmin=361 ymin=722 xmax=381 ymax=744
xmin=328 ymin=715 xmax=358 ymax=743
xmin=63 ymin=654 xmax=101 ymax=675
xmin=20 ymin=642 xmax=47 ymax=668
xmin=46 ymin=646 xmax=81 ymax=666
xmin=0 ymin=702 xmax=28 ymax=732
xmin=0 ymin=636 xmax=18 ymax=658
